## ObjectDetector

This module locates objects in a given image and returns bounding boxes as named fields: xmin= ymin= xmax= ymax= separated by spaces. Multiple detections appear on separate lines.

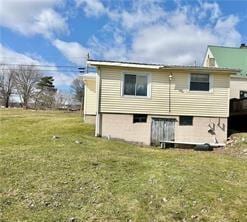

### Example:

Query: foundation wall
xmin=101 ymin=113 xmax=227 ymax=145
xmin=84 ymin=115 xmax=96 ymax=124
xmin=175 ymin=116 xmax=227 ymax=144
xmin=101 ymin=113 xmax=151 ymax=145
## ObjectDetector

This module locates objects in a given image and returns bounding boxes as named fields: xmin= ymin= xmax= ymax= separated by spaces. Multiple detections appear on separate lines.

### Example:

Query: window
xmin=179 ymin=116 xmax=193 ymax=125
xmin=133 ymin=114 xmax=147 ymax=123
xmin=123 ymin=74 xmax=148 ymax=96
xmin=190 ymin=74 xmax=210 ymax=91
xmin=240 ymin=90 xmax=247 ymax=99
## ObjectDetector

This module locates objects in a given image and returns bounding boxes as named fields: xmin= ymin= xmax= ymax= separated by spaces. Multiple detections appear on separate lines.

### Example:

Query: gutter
xmin=88 ymin=61 xmax=162 ymax=69
xmin=95 ymin=67 xmax=102 ymax=137
xmin=159 ymin=66 xmax=240 ymax=74
xmin=87 ymin=60 xmax=240 ymax=74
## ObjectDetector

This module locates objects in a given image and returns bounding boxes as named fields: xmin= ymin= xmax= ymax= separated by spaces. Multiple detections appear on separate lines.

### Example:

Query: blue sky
xmin=0 ymin=0 xmax=246 ymax=91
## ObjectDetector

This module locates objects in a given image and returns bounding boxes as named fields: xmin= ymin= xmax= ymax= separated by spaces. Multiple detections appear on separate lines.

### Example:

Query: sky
xmin=0 ymin=0 xmax=246 ymax=91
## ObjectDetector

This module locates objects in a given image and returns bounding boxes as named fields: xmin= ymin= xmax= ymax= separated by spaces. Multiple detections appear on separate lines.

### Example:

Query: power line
xmin=0 ymin=68 xmax=82 ymax=73
xmin=0 ymin=63 xmax=81 ymax=68
xmin=0 ymin=56 xmax=89 ymax=59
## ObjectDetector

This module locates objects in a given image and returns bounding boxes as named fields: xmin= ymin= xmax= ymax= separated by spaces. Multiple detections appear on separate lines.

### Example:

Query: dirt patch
xmin=214 ymin=133 xmax=247 ymax=158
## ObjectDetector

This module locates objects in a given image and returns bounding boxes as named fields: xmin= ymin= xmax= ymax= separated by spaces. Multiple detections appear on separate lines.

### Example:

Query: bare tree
xmin=71 ymin=77 xmax=84 ymax=102
xmin=54 ymin=91 xmax=66 ymax=109
xmin=54 ymin=91 xmax=73 ymax=110
xmin=0 ymin=65 xmax=15 ymax=108
xmin=13 ymin=65 xmax=42 ymax=108
xmin=71 ymin=77 xmax=84 ymax=113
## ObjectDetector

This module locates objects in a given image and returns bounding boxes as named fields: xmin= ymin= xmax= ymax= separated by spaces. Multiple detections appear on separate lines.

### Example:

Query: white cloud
xmin=130 ymin=24 xmax=217 ymax=65
xmin=31 ymin=9 xmax=68 ymax=38
xmin=214 ymin=15 xmax=241 ymax=45
xmin=52 ymin=72 xmax=76 ymax=87
xmin=0 ymin=0 xmax=68 ymax=38
xmin=199 ymin=1 xmax=221 ymax=22
xmin=89 ymin=1 xmax=242 ymax=65
xmin=75 ymin=0 xmax=105 ymax=16
xmin=0 ymin=44 xmax=74 ymax=87
xmin=0 ymin=44 xmax=41 ymax=65
xmin=110 ymin=0 xmax=166 ymax=30
xmin=90 ymin=35 xmax=128 ymax=61
xmin=53 ymin=39 xmax=88 ymax=65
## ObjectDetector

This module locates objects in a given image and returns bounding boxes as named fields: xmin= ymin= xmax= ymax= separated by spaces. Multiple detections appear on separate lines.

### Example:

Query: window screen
xmin=190 ymin=74 xmax=209 ymax=91
xmin=136 ymin=75 xmax=147 ymax=96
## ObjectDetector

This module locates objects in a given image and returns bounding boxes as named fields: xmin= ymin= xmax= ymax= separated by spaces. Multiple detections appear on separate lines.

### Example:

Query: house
xmin=83 ymin=59 xmax=238 ymax=146
xmin=203 ymin=44 xmax=247 ymax=99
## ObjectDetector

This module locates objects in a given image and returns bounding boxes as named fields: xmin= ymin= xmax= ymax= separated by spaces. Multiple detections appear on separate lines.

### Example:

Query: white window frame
xmin=188 ymin=73 xmax=213 ymax=93
xmin=121 ymin=72 xmax=152 ymax=98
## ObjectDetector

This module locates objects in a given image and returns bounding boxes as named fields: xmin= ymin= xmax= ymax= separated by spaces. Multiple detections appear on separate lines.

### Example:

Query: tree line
xmin=0 ymin=65 xmax=84 ymax=110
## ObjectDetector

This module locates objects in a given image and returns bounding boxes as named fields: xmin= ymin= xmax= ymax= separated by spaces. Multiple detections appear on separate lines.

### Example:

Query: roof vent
xmin=240 ymin=43 xmax=247 ymax=48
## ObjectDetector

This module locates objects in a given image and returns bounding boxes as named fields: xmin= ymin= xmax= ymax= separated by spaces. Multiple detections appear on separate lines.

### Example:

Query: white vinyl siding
xmin=84 ymin=79 xmax=96 ymax=115
xmin=230 ymin=77 xmax=247 ymax=99
xmin=100 ymin=67 xmax=230 ymax=117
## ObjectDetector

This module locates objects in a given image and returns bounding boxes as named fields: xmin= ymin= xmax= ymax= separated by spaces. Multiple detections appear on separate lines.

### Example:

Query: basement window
xmin=133 ymin=114 xmax=147 ymax=123
xmin=179 ymin=116 xmax=193 ymax=126
xmin=190 ymin=74 xmax=210 ymax=91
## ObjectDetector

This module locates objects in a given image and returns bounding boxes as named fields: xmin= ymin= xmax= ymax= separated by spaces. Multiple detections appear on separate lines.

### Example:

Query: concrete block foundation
xmin=100 ymin=113 xmax=227 ymax=146
xmin=84 ymin=115 xmax=96 ymax=124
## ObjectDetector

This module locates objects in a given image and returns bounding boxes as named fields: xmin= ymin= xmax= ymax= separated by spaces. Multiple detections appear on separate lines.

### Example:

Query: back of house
xmin=83 ymin=60 xmax=238 ymax=146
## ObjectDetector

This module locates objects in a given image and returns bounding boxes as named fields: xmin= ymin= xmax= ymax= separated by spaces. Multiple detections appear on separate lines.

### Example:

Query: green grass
xmin=0 ymin=109 xmax=247 ymax=222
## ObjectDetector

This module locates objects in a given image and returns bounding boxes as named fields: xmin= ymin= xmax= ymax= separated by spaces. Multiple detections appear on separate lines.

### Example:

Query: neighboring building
xmin=85 ymin=59 xmax=238 ymax=146
xmin=203 ymin=44 xmax=247 ymax=99
xmin=203 ymin=44 xmax=247 ymax=133
xmin=82 ymin=73 xmax=96 ymax=124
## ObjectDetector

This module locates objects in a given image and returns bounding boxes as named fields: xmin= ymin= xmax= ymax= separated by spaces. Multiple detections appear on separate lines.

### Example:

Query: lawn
xmin=0 ymin=109 xmax=246 ymax=222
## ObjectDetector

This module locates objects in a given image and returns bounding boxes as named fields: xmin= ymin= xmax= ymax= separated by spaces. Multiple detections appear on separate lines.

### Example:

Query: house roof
xmin=87 ymin=59 xmax=239 ymax=74
xmin=208 ymin=45 xmax=247 ymax=77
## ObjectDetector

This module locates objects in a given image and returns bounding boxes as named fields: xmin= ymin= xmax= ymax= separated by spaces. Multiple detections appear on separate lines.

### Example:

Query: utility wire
xmin=0 ymin=68 xmax=82 ymax=73
xmin=0 ymin=63 xmax=81 ymax=68
xmin=0 ymin=56 xmax=89 ymax=59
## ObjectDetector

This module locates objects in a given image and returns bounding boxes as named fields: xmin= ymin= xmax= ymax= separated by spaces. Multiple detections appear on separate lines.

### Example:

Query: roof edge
xmin=208 ymin=45 xmax=247 ymax=50
xmin=87 ymin=59 xmax=240 ymax=73
xmin=87 ymin=60 xmax=162 ymax=69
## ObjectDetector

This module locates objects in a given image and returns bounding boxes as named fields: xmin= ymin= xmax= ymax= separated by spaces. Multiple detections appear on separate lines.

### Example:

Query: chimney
xmin=240 ymin=43 xmax=247 ymax=48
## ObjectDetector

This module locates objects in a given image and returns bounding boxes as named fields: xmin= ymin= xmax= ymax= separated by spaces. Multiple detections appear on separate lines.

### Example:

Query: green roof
xmin=208 ymin=45 xmax=247 ymax=77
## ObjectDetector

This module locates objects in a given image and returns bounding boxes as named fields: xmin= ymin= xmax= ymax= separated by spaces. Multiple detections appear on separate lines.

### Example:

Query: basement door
xmin=151 ymin=118 xmax=175 ymax=146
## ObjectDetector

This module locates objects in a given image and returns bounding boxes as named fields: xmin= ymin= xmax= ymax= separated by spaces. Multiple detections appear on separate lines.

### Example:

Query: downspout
xmin=168 ymin=73 xmax=173 ymax=113
xmin=83 ymin=79 xmax=87 ymax=121
xmin=95 ymin=67 xmax=102 ymax=137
